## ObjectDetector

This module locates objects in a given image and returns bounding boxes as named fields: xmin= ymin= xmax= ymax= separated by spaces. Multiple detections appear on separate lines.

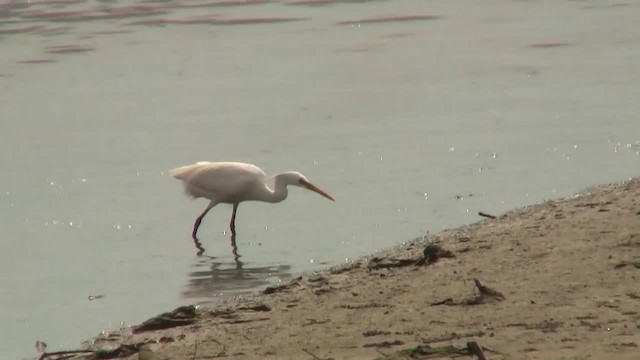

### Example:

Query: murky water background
xmin=1 ymin=0 xmax=639 ymax=358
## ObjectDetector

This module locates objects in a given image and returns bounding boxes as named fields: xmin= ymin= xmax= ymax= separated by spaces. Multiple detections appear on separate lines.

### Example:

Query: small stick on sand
xmin=375 ymin=349 xmax=390 ymax=358
xmin=242 ymin=334 xmax=253 ymax=343
xmin=474 ymin=278 xmax=506 ymax=301
xmin=478 ymin=211 xmax=497 ymax=219
xmin=302 ymin=348 xmax=322 ymax=359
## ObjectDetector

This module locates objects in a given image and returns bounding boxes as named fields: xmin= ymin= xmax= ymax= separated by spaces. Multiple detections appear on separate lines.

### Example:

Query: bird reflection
xmin=193 ymin=227 xmax=243 ymax=261
xmin=230 ymin=233 xmax=241 ymax=268
xmin=193 ymin=235 xmax=206 ymax=256
xmin=181 ymin=233 xmax=292 ymax=299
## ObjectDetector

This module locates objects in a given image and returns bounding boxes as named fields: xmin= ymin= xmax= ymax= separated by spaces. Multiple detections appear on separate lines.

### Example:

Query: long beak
xmin=301 ymin=180 xmax=335 ymax=201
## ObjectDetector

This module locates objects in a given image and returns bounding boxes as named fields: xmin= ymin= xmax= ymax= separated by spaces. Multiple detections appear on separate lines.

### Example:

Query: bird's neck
xmin=261 ymin=174 xmax=289 ymax=203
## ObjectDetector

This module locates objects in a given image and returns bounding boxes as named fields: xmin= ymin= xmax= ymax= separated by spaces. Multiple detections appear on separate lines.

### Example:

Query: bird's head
xmin=284 ymin=171 xmax=335 ymax=201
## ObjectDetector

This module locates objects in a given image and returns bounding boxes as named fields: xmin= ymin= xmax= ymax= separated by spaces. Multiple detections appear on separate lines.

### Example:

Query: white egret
xmin=169 ymin=161 xmax=335 ymax=254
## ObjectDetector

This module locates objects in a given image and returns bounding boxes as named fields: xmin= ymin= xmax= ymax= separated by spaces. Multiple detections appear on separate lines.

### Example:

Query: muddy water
xmin=1 ymin=0 xmax=639 ymax=358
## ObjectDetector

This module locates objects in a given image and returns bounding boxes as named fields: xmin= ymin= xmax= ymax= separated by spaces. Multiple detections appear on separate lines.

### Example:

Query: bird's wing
xmin=181 ymin=162 xmax=266 ymax=201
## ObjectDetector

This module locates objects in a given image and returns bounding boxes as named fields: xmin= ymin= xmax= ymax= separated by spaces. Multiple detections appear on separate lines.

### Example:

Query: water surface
xmin=1 ymin=0 xmax=639 ymax=358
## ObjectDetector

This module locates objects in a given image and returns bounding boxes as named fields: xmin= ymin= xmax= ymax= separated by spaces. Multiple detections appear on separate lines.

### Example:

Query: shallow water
xmin=1 ymin=0 xmax=639 ymax=358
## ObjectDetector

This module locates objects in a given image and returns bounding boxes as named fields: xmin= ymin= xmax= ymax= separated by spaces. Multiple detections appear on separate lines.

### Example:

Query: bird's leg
xmin=193 ymin=201 xmax=215 ymax=238
xmin=230 ymin=203 xmax=239 ymax=235
xmin=192 ymin=201 xmax=215 ymax=255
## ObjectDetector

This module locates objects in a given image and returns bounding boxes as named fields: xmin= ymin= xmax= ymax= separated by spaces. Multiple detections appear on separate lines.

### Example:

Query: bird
xmin=169 ymin=161 xmax=335 ymax=254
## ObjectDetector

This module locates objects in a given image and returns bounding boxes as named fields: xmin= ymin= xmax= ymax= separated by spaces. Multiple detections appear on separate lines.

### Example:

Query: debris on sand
xmin=416 ymin=244 xmax=455 ymax=266
xmin=263 ymin=277 xmax=302 ymax=295
xmin=35 ymin=343 xmax=139 ymax=360
xmin=132 ymin=305 xmax=197 ymax=333
xmin=431 ymin=279 xmax=505 ymax=306
xmin=367 ymin=244 xmax=454 ymax=270
xmin=374 ymin=340 xmax=491 ymax=360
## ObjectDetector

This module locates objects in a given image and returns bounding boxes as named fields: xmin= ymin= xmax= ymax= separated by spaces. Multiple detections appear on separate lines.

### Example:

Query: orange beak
xmin=300 ymin=179 xmax=335 ymax=201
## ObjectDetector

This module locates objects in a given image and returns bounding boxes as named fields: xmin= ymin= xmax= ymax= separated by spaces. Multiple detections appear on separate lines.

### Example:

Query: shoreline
xmin=48 ymin=177 xmax=640 ymax=359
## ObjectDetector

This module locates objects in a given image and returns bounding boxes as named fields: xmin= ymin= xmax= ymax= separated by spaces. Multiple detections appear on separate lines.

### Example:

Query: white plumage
xmin=171 ymin=162 xmax=267 ymax=202
xmin=170 ymin=161 xmax=335 ymax=254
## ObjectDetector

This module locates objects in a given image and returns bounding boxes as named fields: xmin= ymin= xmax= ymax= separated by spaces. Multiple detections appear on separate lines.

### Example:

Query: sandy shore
xmin=52 ymin=178 xmax=640 ymax=360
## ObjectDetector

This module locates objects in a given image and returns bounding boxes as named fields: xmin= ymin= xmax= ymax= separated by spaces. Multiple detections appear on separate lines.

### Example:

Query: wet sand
xmin=51 ymin=177 xmax=640 ymax=359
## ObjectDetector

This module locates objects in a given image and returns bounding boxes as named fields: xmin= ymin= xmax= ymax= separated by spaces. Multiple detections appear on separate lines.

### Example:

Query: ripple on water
xmin=44 ymin=44 xmax=95 ymax=54
xmin=88 ymin=29 xmax=134 ymax=35
xmin=380 ymin=32 xmax=416 ymax=38
xmin=17 ymin=58 xmax=58 ymax=64
xmin=286 ymin=0 xmax=388 ymax=7
xmin=19 ymin=6 xmax=169 ymax=22
xmin=337 ymin=13 xmax=441 ymax=25
xmin=165 ymin=0 xmax=268 ymax=9
xmin=526 ymin=41 xmax=574 ymax=49
xmin=335 ymin=42 xmax=384 ymax=53
xmin=127 ymin=15 xmax=310 ymax=26
xmin=202 ymin=16 xmax=310 ymax=26
xmin=36 ymin=25 xmax=75 ymax=36
xmin=127 ymin=15 xmax=220 ymax=26
xmin=0 ymin=24 xmax=46 ymax=34
xmin=25 ymin=0 xmax=87 ymax=5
